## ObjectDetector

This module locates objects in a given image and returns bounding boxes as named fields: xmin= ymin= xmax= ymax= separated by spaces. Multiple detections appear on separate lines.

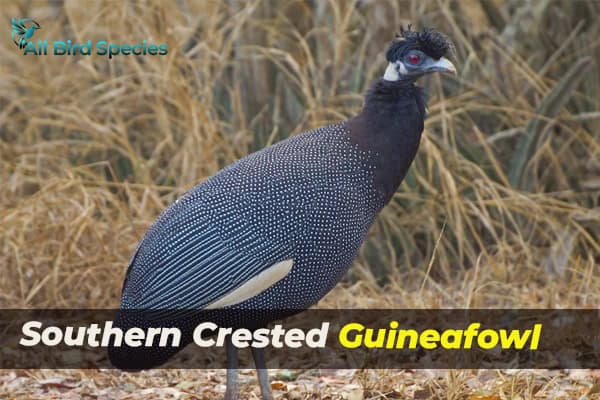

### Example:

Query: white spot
xmin=397 ymin=62 xmax=408 ymax=75
xmin=204 ymin=259 xmax=294 ymax=309
xmin=383 ymin=62 xmax=399 ymax=81
xmin=383 ymin=62 xmax=407 ymax=81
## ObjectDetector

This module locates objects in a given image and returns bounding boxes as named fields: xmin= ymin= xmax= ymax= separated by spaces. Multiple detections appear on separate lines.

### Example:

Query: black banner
xmin=0 ymin=309 xmax=598 ymax=369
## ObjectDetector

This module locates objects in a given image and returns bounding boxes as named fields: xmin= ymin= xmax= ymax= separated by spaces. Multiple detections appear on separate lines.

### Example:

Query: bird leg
xmin=224 ymin=338 xmax=239 ymax=400
xmin=251 ymin=347 xmax=274 ymax=400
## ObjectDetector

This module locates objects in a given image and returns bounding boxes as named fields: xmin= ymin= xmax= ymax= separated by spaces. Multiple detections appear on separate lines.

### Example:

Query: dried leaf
xmin=585 ymin=382 xmax=600 ymax=396
xmin=273 ymin=370 xmax=302 ymax=381
xmin=385 ymin=388 xmax=404 ymax=399
xmin=175 ymin=381 xmax=197 ymax=391
xmin=414 ymin=388 xmax=433 ymax=399
xmin=38 ymin=378 xmax=77 ymax=389
xmin=271 ymin=381 xmax=288 ymax=391
xmin=287 ymin=390 xmax=304 ymax=400
xmin=343 ymin=389 xmax=363 ymax=400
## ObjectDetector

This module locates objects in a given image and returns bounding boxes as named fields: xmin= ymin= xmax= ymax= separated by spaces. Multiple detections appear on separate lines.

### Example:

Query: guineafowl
xmin=109 ymin=26 xmax=456 ymax=400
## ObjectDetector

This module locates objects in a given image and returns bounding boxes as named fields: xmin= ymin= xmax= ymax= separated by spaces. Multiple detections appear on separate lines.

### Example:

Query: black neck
xmin=346 ymin=78 xmax=427 ymax=204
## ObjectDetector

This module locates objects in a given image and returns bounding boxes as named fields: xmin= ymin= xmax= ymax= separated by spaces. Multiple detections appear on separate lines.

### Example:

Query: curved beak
xmin=427 ymin=57 xmax=457 ymax=75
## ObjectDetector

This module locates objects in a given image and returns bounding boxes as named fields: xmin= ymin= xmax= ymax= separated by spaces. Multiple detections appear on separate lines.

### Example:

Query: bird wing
xmin=11 ymin=19 xmax=26 ymax=35
xmin=121 ymin=189 xmax=294 ymax=310
xmin=204 ymin=258 xmax=293 ymax=309
xmin=12 ymin=26 xmax=26 ymax=35
xmin=120 ymin=125 xmax=372 ymax=311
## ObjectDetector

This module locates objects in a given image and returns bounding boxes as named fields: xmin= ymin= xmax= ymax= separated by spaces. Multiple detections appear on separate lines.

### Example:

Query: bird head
xmin=383 ymin=26 xmax=456 ymax=82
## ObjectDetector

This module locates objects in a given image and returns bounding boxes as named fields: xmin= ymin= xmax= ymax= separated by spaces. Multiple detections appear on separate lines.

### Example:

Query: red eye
xmin=408 ymin=54 xmax=421 ymax=64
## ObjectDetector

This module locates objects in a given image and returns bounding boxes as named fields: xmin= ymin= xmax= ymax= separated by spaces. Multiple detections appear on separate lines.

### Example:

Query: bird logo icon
xmin=11 ymin=18 xmax=41 ymax=49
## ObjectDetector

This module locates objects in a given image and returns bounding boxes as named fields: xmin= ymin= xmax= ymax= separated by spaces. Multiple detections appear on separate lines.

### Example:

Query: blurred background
xmin=0 ymin=0 xmax=599 ymax=310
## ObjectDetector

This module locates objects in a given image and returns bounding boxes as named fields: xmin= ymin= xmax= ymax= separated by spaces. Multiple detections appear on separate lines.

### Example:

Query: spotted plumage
xmin=121 ymin=123 xmax=384 ymax=313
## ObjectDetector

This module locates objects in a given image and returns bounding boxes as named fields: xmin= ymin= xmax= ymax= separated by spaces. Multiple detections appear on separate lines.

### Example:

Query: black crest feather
xmin=386 ymin=25 xmax=453 ymax=61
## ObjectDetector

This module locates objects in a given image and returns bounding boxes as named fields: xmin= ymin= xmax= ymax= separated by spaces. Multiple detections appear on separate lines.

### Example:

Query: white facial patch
xmin=204 ymin=259 xmax=294 ymax=309
xmin=383 ymin=62 xmax=407 ymax=81
xmin=397 ymin=62 xmax=408 ymax=75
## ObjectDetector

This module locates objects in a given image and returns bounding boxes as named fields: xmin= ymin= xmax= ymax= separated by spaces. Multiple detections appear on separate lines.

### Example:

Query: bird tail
xmin=107 ymin=309 xmax=192 ymax=370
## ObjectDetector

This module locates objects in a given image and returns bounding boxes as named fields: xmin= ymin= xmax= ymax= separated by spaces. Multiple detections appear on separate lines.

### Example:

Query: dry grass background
xmin=1 ymin=0 xmax=599 ymax=398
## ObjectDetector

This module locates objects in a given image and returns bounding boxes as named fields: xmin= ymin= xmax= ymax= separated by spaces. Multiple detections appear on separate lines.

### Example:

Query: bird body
xmin=111 ymin=26 xmax=456 ymax=399
xmin=122 ymin=122 xmax=385 ymax=313
xmin=121 ymin=81 xmax=429 ymax=315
